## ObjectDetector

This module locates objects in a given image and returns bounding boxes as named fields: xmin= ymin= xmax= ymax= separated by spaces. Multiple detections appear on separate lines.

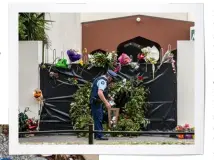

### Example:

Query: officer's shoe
xmin=95 ymin=137 xmax=109 ymax=140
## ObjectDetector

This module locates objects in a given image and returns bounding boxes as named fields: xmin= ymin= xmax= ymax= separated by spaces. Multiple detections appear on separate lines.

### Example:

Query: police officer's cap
xmin=107 ymin=70 xmax=117 ymax=78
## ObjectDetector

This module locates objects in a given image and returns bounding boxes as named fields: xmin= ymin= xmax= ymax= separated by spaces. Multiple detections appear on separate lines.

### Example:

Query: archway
xmin=90 ymin=49 xmax=107 ymax=55
xmin=117 ymin=36 xmax=161 ymax=62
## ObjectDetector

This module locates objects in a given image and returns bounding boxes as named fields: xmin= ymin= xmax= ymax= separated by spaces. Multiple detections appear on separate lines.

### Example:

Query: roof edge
xmin=81 ymin=14 xmax=194 ymax=24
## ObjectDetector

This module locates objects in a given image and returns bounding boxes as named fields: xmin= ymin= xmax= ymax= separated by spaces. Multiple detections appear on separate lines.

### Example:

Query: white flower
xmin=122 ymin=79 xmax=126 ymax=85
xmin=112 ymin=116 xmax=116 ymax=121
xmin=107 ymin=52 xmax=113 ymax=60
xmin=141 ymin=47 xmax=150 ymax=53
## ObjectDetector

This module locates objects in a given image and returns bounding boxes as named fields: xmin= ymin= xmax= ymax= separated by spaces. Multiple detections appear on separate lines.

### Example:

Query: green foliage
xmin=89 ymin=52 xmax=117 ymax=69
xmin=19 ymin=14 xmax=26 ymax=40
xmin=69 ymin=78 xmax=150 ymax=137
xmin=18 ymin=13 xmax=53 ymax=46
xmin=19 ymin=112 xmax=28 ymax=132
xmin=109 ymin=79 xmax=150 ymax=135
xmin=69 ymin=82 xmax=93 ymax=137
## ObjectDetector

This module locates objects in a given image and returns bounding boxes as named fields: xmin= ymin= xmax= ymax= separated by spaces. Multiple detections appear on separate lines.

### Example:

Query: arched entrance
xmin=117 ymin=36 xmax=161 ymax=62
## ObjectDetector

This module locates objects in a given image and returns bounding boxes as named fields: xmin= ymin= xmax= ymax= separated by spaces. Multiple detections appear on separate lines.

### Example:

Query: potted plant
xmin=19 ymin=13 xmax=54 ymax=63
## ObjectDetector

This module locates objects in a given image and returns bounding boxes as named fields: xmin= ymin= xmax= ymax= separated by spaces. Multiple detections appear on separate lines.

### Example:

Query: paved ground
xmin=19 ymin=134 xmax=194 ymax=145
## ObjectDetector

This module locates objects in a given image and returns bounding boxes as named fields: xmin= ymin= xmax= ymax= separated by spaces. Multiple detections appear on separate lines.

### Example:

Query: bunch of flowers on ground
xmin=175 ymin=124 xmax=194 ymax=139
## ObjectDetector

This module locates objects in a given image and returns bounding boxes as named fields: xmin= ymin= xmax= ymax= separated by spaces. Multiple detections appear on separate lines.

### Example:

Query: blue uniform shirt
xmin=90 ymin=76 xmax=108 ymax=104
xmin=97 ymin=78 xmax=107 ymax=91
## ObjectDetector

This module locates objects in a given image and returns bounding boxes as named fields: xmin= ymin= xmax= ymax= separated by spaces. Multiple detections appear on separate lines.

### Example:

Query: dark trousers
xmin=91 ymin=103 xmax=104 ymax=138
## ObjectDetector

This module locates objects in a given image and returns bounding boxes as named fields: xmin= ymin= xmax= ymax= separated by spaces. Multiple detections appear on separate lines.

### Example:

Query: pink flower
xmin=118 ymin=53 xmax=131 ymax=65
xmin=184 ymin=124 xmax=190 ymax=129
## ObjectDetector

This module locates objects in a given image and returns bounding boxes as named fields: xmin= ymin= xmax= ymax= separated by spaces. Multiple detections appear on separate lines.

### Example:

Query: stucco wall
xmin=177 ymin=41 xmax=194 ymax=126
xmin=44 ymin=13 xmax=82 ymax=63
xmin=19 ymin=41 xmax=42 ymax=119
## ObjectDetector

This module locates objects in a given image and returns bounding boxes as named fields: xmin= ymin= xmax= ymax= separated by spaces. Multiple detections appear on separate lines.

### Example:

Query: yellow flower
xmin=79 ymin=59 xmax=84 ymax=66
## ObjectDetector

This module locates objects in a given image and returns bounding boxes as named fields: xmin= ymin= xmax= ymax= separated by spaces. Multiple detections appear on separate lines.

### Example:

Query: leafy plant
xmin=88 ymin=52 xmax=117 ymax=69
xmin=69 ymin=76 xmax=150 ymax=137
xmin=109 ymin=78 xmax=150 ymax=136
xmin=18 ymin=13 xmax=54 ymax=62
xmin=69 ymin=82 xmax=93 ymax=137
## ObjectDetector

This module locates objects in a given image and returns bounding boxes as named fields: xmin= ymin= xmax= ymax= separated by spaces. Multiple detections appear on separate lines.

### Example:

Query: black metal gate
xmin=39 ymin=60 xmax=177 ymax=131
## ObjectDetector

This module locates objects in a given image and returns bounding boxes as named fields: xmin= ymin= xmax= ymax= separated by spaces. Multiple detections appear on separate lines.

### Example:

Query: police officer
xmin=90 ymin=70 xmax=117 ymax=140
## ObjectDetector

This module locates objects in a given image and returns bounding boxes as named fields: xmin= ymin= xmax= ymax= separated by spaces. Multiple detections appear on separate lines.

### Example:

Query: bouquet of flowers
xmin=110 ymin=116 xmax=117 ymax=128
xmin=67 ymin=49 xmax=82 ymax=63
xmin=157 ymin=46 xmax=176 ymax=73
xmin=175 ymin=124 xmax=194 ymax=139
xmin=19 ymin=108 xmax=38 ymax=132
xmin=88 ymin=51 xmax=117 ymax=68
xmin=118 ymin=53 xmax=132 ymax=66
xmin=141 ymin=46 xmax=160 ymax=79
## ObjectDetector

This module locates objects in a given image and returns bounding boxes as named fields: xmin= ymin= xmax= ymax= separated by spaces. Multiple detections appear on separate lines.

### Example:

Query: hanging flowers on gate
xmin=157 ymin=45 xmax=176 ymax=73
xmin=88 ymin=51 xmax=117 ymax=69
xmin=118 ymin=53 xmax=132 ymax=66
xmin=33 ymin=89 xmax=44 ymax=107
xmin=33 ymin=89 xmax=43 ymax=101
xmin=117 ymin=53 xmax=140 ymax=71
xmin=67 ymin=49 xmax=82 ymax=63
xmin=142 ymin=46 xmax=160 ymax=79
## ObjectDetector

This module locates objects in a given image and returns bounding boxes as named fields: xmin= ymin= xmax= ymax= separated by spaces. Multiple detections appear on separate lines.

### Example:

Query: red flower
xmin=137 ymin=76 xmax=143 ymax=80
xmin=74 ymin=77 xmax=78 ymax=80
xmin=137 ymin=53 xmax=144 ymax=60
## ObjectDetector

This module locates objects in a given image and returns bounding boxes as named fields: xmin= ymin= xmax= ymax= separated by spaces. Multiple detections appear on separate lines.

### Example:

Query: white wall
xmin=44 ymin=13 xmax=82 ymax=64
xmin=177 ymin=41 xmax=194 ymax=126
xmin=19 ymin=41 xmax=42 ymax=119
xmin=187 ymin=12 xmax=195 ymax=22
xmin=80 ymin=12 xmax=193 ymax=22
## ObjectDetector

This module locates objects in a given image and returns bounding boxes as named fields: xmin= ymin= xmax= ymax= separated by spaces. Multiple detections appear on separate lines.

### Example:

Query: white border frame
xmin=9 ymin=3 xmax=204 ymax=155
